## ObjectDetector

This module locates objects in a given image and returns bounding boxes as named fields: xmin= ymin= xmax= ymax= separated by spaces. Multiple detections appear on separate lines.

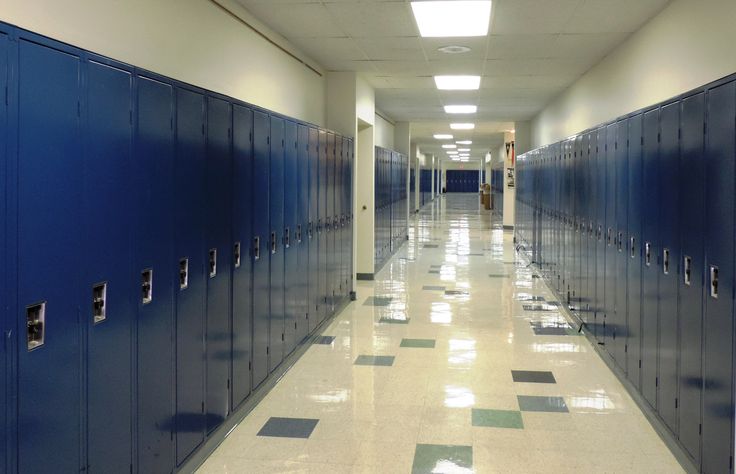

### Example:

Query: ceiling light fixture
xmin=434 ymin=75 xmax=481 ymax=90
xmin=437 ymin=45 xmax=472 ymax=54
xmin=451 ymin=123 xmax=475 ymax=130
xmin=458 ymin=148 xmax=471 ymax=152
xmin=442 ymin=144 xmax=457 ymax=149
xmin=447 ymin=151 xmax=458 ymax=155
xmin=444 ymin=105 xmax=477 ymax=114
xmin=411 ymin=1 xmax=492 ymax=37
xmin=456 ymin=140 xmax=472 ymax=145
xmin=434 ymin=134 xmax=453 ymax=140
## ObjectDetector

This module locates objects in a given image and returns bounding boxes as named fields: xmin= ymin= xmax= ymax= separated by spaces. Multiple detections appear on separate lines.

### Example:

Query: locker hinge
xmin=678 ymin=128 xmax=682 ymax=139
xmin=627 ymin=139 xmax=629 ymax=148
xmin=703 ymin=122 xmax=707 ymax=135
xmin=641 ymin=136 xmax=644 ymax=146
xmin=266 ymin=346 xmax=269 ymax=354
xmin=130 ymin=464 xmax=133 ymax=474
xmin=170 ymin=117 xmax=173 ymax=130
xmin=282 ymin=139 xmax=284 ymax=146
xmin=250 ymin=132 xmax=253 ymax=142
xmin=228 ymin=128 xmax=231 ymax=138
xmin=730 ymin=456 xmax=733 ymax=470
xmin=267 ymin=136 xmax=270 ymax=145
xmin=202 ymin=124 xmax=205 ymax=135
xmin=227 ymin=379 xmax=230 ymax=389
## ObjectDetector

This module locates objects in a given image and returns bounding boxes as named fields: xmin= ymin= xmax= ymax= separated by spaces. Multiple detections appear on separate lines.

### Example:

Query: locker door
xmin=627 ymin=114 xmax=643 ymax=388
xmin=308 ymin=128 xmax=320 ymax=331
xmin=269 ymin=116 xmax=285 ymax=369
xmin=173 ymin=87 xmax=207 ymax=464
xmin=283 ymin=120 xmax=298 ymax=355
xmin=604 ymin=124 xmax=617 ymax=351
xmin=342 ymin=137 xmax=351 ymax=294
xmin=582 ymin=133 xmax=593 ymax=318
xmin=594 ymin=129 xmax=606 ymax=341
xmin=17 ymin=38 xmax=82 ymax=474
xmin=205 ymin=97 xmax=232 ymax=432
xmin=252 ymin=110 xmax=270 ymax=387
xmin=702 ymin=81 xmax=735 ymax=474
xmin=641 ymin=108 xmax=660 ymax=408
xmin=0 ymin=31 xmax=7 ymax=474
xmin=349 ymin=139 xmax=355 ymax=294
xmin=296 ymin=125 xmax=310 ymax=341
xmin=134 ymin=75 xmax=175 ymax=474
xmin=84 ymin=60 xmax=135 ymax=472
xmin=232 ymin=104 xmax=254 ymax=407
xmin=657 ymin=102 xmax=680 ymax=432
xmin=613 ymin=120 xmax=629 ymax=370
xmin=677 ymin=92 xmax=705 ymax=464
xmin=335 ymin=137 xmax=343 ymax=300
xmin=327 ymin=133 xmax=336 ymax=310
xmin=318 ymin=130 xmax=328 ymax=322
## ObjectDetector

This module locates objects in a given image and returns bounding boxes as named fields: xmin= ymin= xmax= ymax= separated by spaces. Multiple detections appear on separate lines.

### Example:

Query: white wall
xmin=0 ymin=0 xmax=327 ymax=125
xmin=374 ymin=112 xmax=395 ymax=149
xmin=531 ymin=0 xmax=736 ymax=148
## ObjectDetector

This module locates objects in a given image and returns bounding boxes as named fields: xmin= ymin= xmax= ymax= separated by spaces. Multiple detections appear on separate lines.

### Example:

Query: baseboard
xmin=503 ymin=224 xmax=514 ymax=230
xmin=356 ymin=273 xmax=374 ymax=281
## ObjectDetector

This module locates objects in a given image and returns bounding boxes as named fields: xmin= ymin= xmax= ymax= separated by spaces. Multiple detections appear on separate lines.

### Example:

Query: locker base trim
xmin=356 ymin=273 xmax=374 ymax=281
xmin=177 ymin=295 xmax=354 ymax=474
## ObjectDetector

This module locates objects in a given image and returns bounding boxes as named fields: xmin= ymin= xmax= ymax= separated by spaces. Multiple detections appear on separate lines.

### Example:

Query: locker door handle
xmin=271 ymin=232 xmax=277 ymax=254
xmin=297 ymin=224 xmax=302 ymax=243
xmin=26 ymin=302 xmax=46 ymax=350
xmin=234 ymin=242 xmax=241 ymax=268
xmin=617 ymin=232 xmax=623 ymax=252
xmin=645 ymin=242 xmax=652 ymax=266
xmin=607 ymin=228 xmax=612 ymax=246
xmin=141 ymin=269 xmax=153 ymax=304
xmin=710 ymin=265 xmax=719 ymax=298
xmin=317 ymin=219 xmax=322 ymax=233
xmin=209 ymin=248 xmax=217 ymax=278
xmin=285 ymin=228 xmax=290 ymax=248
xmin=92 ymin=282 xmax=107 ymax=324
xmin=630 ymin=237 xmax=636 ymax=258
xmin=308 ymin=222 xmax=313 ymax=239
xmin=254 ymin=236 xmax=260 ymax=261
xmin=179 ymin=258 xmax=189 ymax=290
xmin=684 ymin=256 xmax=692 ymax=286
xmin=663 ymin=248 xmax=670 ymax=275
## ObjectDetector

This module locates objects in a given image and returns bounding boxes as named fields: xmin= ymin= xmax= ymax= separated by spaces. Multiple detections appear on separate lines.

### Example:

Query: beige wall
xmin=531 ymin=0 xmax=736 ymax=148
xmin=0 ymin=0 xmax=327 ymax=125
xmin=374 ymin=112 xmax=395 ymax=149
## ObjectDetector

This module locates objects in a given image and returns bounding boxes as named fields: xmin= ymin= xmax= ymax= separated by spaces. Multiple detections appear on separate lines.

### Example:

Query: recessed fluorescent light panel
xmin=411 ymin=1 xmax=492 ymax=37
xmin=442 ymin=144 xmax=457 ymax=149
xmin=444 ymin=105 xmax=477 ymax=114
xmin=458 ymin=148 xmax=471 ymax=152
xmin=447 ymin=151 xmax=458 ymax=155
xmin=434 ymin=134 xmax=453 ymax=140
xmin=450 ymin=123 xmax=475 ymax=130
xmin=434 ymin=75 xmax=481 ymax=90
xmin=457 ymin=140 xmax=472 ymax=145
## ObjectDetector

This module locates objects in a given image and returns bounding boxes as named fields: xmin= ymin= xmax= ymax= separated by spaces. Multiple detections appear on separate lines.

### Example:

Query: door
xmin=627 ymin=114 xmax=643 ymax=388
xmin=283 ymin=120 xmax=298 ymax=355
xmin=296 ymin=125 xmax=310 ymax=341
xmin=308 ymin=128 xmax=320 ymax=331
xmin=269 ymin=116 xmax=285 ymax=369
xmin=252 ymin=110 xmax=270 ymax=387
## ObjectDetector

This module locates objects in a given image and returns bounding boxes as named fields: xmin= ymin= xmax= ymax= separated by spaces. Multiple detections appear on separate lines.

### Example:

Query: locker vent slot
xmin=710 ymin=265 xmax=719 ymax=298
xmin=209 ymin=248 xmax=218 ymax=278
xmin=663 ymin=248 xmax=670 ymax=275
xmin=26 ymin=302 xmax=46 ymax=350
xmin=141 ymin=269 xmax=153 ymax=304
xmin=254 ymin=237 xmax=260 ymax=261
xmin=645 ymin=242 xmax=651 ymax=266
xmin=179 ymin=258 xmax=189 ymax=290
xmin=684 ymin=256 xmax=692 ymax=286
xmin=92 ymin=282 xmax=107 ymax=324
xmin=234 ymin=242 xmax=241 ymax=268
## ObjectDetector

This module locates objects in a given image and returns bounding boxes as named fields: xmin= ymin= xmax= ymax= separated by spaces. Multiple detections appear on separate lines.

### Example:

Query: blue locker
xmin=134 ymin=74 xmax=175 ymax=474
xmin=232 ymin=104 xmax=254 ymax=407
xmin=677 ymin=92 xmax=705 ymax=464
xmin=0 ymin=30 xmax=7 ymax=474
xmin=582 ymin=132 xmax=593 ymax=318
xmin=174 ymin=87 xmax=207 ymax=464
xmin=702 ymin=80 xmax=735 ymax=474
xmin=296 ymin=125 xmax=311 ymax=341
xmin=594 ymin=129 xmax=606 ymax=340
xmin=604 ymin=124 xmax=616 ymax=349
xmin=327 ymin=133 xmax=336 ymax=309
xmin=641 ymin=108 xmax=660 ymax=408
xmin=348 ymin=139 xmax=354 ymax=294
xmin=335 ymin=137 xmax=343 ymax=300
xmin=341 ymin=137 xmax=350 ymax=295
xmin=84 ymin=58 xmax=135 ymax=473
xmin=657 ymin=101 xmax=680 ymax=432
xmin=283 ymin=120 xmax=298 ymax=355
xmin=613 ymin=120 xmax=629 ymax=370
xmin=308 ymin=127 xmax=320 ymax=331
xmin=16 ymin=37 xmax=83 ymax=474
xmin=627 ymin=114 xmax=643 ymax=388
xmin=252 ymin=110 xmax=270 ymax=387
xmin=205 ymin=97 xmax=232 ymax=432
xmin=318 ymin=130 xmax=328 ymax=322
xmin=269 ymin=116 xmax=285 ymax=369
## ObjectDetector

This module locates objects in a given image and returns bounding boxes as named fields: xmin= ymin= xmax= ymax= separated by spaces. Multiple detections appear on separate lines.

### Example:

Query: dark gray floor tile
xmin=412 ymin=444 xmax=473 ymax=474
xmin=257 ymin=417 xmax=319 ymax=438
xmin=488 ymin=274 xmax=510 ymax=278
xmin=517 ymin=395 xmax=569 ymax=413
xmin=313 ymin=336 xmax=335 ymax=345
xmin=423 ymin=244 xmax=439 ymax=248
xmin=364 ymin=296 xmax=393 ymax=306
xmin=511 ymin=370 xmax=557 ymax=384
xmin=379 ymin=316 xmax=410 ymax=324
xmin=428 ymin=270 xmax=440 ymax=274
xmin=355 ymin=355 xmax=395 ymax=366
xmin=422 ymin=285 xmax=446 ymax=291
xmin=445 ymin=290 xmax=469 ymax=295
xmin=532 ymin=327 xmax=570 ymax=336
xmin=400 ymin=338 xmax=436 ymax=348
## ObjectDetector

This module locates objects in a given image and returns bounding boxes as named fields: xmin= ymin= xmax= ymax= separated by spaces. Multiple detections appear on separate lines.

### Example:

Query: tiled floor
xmin=197 ymin=194 xmax=684 ymax=473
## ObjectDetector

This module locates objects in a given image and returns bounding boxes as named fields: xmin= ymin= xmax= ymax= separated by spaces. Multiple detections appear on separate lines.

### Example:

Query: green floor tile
xmin=379 ymin=317 xmax=410 ymax=324
xmin=471 ymin=408 xmax=524 ymax=429
xmin=412 ymin=444 xmax=473 ymax=474
xmin=400 ymin=338 xmax=436 ymax=348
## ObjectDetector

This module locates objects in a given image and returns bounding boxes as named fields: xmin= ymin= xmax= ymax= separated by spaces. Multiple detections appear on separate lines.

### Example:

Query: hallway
xmin=198 ymin=194 xmax=682 ymax=473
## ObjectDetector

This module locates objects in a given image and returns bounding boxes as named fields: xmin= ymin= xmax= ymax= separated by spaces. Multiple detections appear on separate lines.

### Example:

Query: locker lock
xmin=630 ymin=237 xmax=636 ymax=259
xmin=297 ymin=225 xmax=302 ymax=243
xmin=710 ymin=265 xmax=719 ymax=298
xmin=254 ymin=236 xmax=261 ymax=261
xmin=684 ymin=256 xmax=692 ymax=286
xmin=597 ymin=225 xmax=602 ymax=241
xmin=317 ymin=219 xmax=322 ymax=233
xmin=209 ymin=248 xmax=218 ymax=278
xmin=607 ymin=228 xmax=612 ymax=246
xmin=285 ymin=228 xmax=290 ymax=248
xmin=308 ymin=222 xmax=313 ymax=239
xmin=645 ymin=242 xmax=652 ymax=267
xmin=179 ymin=258 xmax=189 ymax=289
xmin=617 ymin=232 xmax=623 ymax=252
xmin=234 ymin=242 xmax=242 ymax=268
xmin=92 ymin=282 xmax=107 ymax=324
xmin=26 ymin=302 xmax=46 ymax=351
xmin=141 ymin=269 xmax=153 ymax=304
xmin=663 ymin=248 xmax=670 ymax=275
xmin=271 ymin=232 xmax=277 ymax=254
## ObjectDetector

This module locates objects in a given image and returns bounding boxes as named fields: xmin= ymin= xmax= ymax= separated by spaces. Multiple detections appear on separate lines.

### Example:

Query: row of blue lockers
xmin=0 ymin=23 xmax=354 ymax=474
xmin=375 ymin=146 xmax=408 ymax=269
xmin=445 ymin=169 xmax=482 ymax=193
xmin=419 ymin=168 xmax=436 ymax=206
xmin=515 ymin=72 xmax=736 ymax=473
xmin=490 ymin=165 xmax=504 ymax=212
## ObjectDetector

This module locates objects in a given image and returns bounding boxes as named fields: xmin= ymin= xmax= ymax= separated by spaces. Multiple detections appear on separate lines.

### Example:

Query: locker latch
xmin=710 ymin=265 xmax=719 ymax=298
xmin=26 ymin=302 xmax=46 ymax=351
xmin=234 ymin=242 xmax=241 ymax=268
xmin=617 ymin=232 xmax=623 ymax=252
xmin=607 ymin=228 xmax=612 ymax=246
xmin=645 ymin=242 xmax=651 ymax=267
xmin=92 ymin=282 xmax=107 ymax=324
xmin=597 ymin=225 xmax=602 ymax=241
xmin=209 ymin=248 xmax=217 ymax=278
xmin=296 ymin=225 xmax=302 ymax=243
xmin=317 ymin=219 xmax=322 ymax=234
xmin=630 ymin=237 xmax=636 ymax=259
xmin=684 ymin=256 xmax=692 ymax=286
xmin=141 ymin=269 xmax=153 ymax=304
xmin=254 ymin=237 xmax=261 ymax=261
xmin=179 ymin=258 xmax=189 ymax=289
xmin=285 ymin=228 xmax=290 ymax=248
xmin=663 ymin=248 xmax=670 ymax=275
xmin=308 ymin=222 xmax=313 ymax=239
xmin=271 ymin=232 xmax=277 ymax=254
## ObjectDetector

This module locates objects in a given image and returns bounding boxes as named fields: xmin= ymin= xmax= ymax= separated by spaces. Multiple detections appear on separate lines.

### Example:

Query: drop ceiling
xmin=236 ymin=0 xmax=670 ymax=160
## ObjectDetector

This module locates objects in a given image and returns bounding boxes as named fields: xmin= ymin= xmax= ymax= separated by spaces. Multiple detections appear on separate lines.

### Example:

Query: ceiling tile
xmin=372 ymin=60 xmax=432 ymax=75
xmin=325 ymin=2 xmax=417 ymax=38
xmin=295 ymin=37 xmax=368 ymax=64
xmin=491 ymin=0 xmax=580 ymax=35
xmin=354 ymin=37 xmax=424 ymax=61
xmin=563 ymin=0 xmax=670 ymax=34
xmin=238 ymin=2 xmax=346 ymax=38
xmin=486 ymin=35 xmax=557 ymax=60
